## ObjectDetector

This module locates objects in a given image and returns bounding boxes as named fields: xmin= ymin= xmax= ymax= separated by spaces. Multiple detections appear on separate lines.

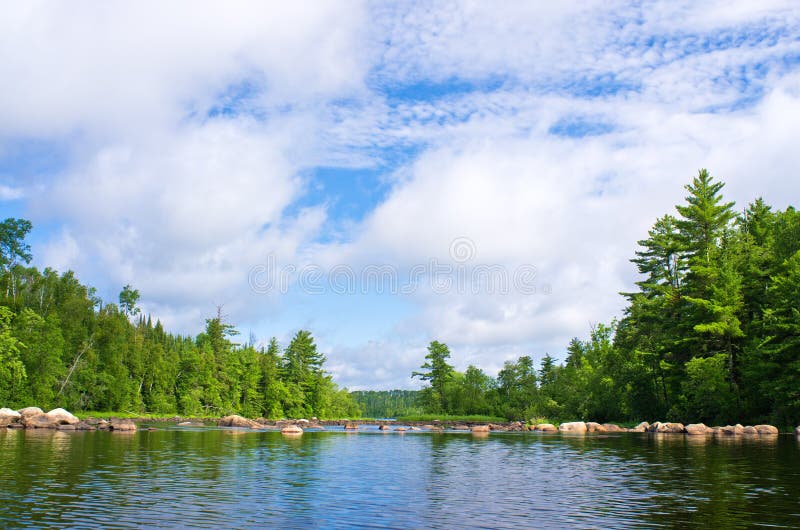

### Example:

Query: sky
xmin=1 ymin=1 xmax=799 ymax=390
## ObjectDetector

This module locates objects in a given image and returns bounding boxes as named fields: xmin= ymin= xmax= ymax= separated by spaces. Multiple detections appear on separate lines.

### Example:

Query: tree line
xmin=0 ymin=221 xmax=360 ymax=418
xmin=409 ymin=170 xmax=800 ymax=426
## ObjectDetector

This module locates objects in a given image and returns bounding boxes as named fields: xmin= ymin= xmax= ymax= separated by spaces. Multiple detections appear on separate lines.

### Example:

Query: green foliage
xmin=412 ymin=341 xmax=455 ymax=412
xmin=0 ymin=218 xmax=33 ymax=270
xmin=0 ymin=223 xmax=359 ymax=418
xmin=0 ymin=306 xmax=27 ymax=406
xmin=407 ymin=170 xmax=799 ymax=426
xmin=351 ymin=390 xmax=422 ymax=418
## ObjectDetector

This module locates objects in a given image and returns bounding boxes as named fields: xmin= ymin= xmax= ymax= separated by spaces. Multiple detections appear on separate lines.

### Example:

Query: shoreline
xmin=4 ymin=408 xmax=800 ymax=435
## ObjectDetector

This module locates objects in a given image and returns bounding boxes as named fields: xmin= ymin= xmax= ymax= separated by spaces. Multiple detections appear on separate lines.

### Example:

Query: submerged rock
xmin=558 ymin=421 xmax=587 ymax=433
xmin=110 ymin=419 xmax=137 ymax=432
xmin=379 ymin=424 xmax=391 ymax=431
xmin=470 ymin=425 xmax=490 ymax=433
xmin=344 ymin=423 xmax=359 ymax=430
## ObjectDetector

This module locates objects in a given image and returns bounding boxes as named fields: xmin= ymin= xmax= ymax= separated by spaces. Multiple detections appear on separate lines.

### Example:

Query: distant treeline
xmin=0 ymin=220 xmax=360 ymax=418
xmin=410 ymin=170 xmax=800 ymax=426
xmin=350 ymin=390 xmax=422 ymax=418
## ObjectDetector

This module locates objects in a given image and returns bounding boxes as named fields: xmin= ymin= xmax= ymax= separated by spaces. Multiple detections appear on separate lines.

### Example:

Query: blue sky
xmin=1 ymin=1 xmax=799 ymax=389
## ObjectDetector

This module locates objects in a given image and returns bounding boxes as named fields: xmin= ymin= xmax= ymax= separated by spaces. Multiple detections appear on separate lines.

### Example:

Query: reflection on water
xmin=1 ymin=428 xmax=799 ymax=529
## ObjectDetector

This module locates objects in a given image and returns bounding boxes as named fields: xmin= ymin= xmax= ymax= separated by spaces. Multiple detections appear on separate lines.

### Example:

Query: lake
xmin=2 ymin=425 xmax=799 ymax=528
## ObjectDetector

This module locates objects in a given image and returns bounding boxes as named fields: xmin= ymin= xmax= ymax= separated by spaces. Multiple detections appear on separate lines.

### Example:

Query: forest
xmin=0 ymin=222 xmax=360 ymax=418
xmin=403 ymin=170 xmax=800 ymax=426
xmin=1 ymin=169 xmax=798 ymax=425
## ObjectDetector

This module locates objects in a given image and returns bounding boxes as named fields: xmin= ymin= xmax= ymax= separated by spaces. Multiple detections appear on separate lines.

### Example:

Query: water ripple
xmin=1 ymin=428 xmax=799 ymax=528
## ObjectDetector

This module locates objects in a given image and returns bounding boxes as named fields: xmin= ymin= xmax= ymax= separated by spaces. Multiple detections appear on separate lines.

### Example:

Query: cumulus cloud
xmin=0 ymin=0 xmax=371 ymax=138
xmin=2 ymin=1 xmax=798 ymax=388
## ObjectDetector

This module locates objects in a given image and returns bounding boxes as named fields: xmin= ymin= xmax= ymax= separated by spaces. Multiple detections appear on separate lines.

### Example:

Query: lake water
xmin=2 ymin=425 xmax=799 ymax=528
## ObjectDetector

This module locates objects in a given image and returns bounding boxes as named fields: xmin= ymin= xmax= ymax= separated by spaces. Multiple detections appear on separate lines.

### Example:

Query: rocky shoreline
xmin=0 ymin=407 xmax=137 ymax=431
xmin=3 ymin=408 xmax=799 ymax=438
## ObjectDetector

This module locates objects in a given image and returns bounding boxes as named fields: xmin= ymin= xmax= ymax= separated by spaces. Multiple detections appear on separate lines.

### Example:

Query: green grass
xmin=395 ymin=414 xmax=508 ymax=423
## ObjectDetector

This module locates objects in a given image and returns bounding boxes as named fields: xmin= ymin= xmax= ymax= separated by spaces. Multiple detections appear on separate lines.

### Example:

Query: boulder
xmin=741 ymin=426 xmax=758 ymax=435
xmin=109 ymin=419 xmax=137 ymax=432
xmin=453 ymin=425 xmax=470 ymax=431
xmin=720 ymin=425 xmax=741 ymax=435
xmin=488 ymin=424 xmax=508 ymax=431
xmin=17 ymin=407 xmax=44 ymax=419
xmin=97 ymin=420 xmax=110 ymax=430
xmin=795 ymin=426 xmax=800 ymax=436
xmin=23 ymin=414 xmax=59 ymax=429
xmin=57 ymin=424 xmax=76 ymax=430
xmin=508 ymin=421 xmax=526 ymax=431
xmin=218 ymin=415 xmax=261 ymax=429
xmin=602 ymin=423 xmax=625 ymax=433
xmin=754 ymin=425 xmax=779 ymax=435
xmin=0 ymin=407 xmax=21 ymax=427
xmin=470 ymin=425 xmax=490 ymax=433
xmin=653 ymin=422 xmax=685 ymax=433
xmin=685 ymin=423 xmax=711 ymax=435
xmin=534 ymin=423 xmax=558 ymax=432
xmin=46 ymin=408 xmax=79 ymax=425
xmin=74 ymin=422 xmax=95 ymax=431
xmin=558 ymin=421 xmax=587 ymax=433
xmin=280 ymin=425 xmax=303 ymax=435
xmin=394 ymin=427 xmax=407 ymax=432
xmin=631 ymin=421 xmax=650 ymax=433
xmin=344 ymin=423 xmax=359 ymax=430
xmin=379 ymin=424 xmax=391 ymax=431
xmin=410 ymin=426 xmax=421 ymax=431
xmin=586 ymin=422 xmax=607 ymax=433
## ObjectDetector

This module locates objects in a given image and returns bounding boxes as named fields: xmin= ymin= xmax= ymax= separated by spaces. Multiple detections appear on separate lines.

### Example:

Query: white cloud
xmin=2 ymin=1 xmax=799 ymax=388
xmin=0 ymin=184 xmax=24 ymax=200
xmin=0 ymin=0 xmax=371 ymax=138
